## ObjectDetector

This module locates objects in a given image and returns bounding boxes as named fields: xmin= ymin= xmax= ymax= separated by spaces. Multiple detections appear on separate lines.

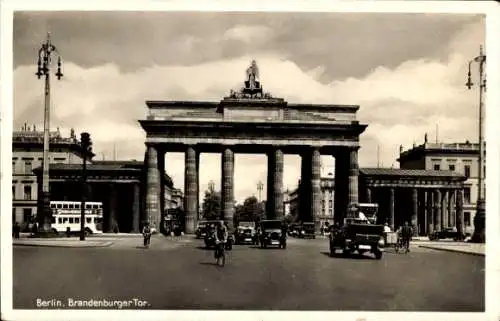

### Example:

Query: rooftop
xmin=360 ymin=167 xmax=465 ymax=179
xmin=13 ymin=124 xmax=80 ymax=145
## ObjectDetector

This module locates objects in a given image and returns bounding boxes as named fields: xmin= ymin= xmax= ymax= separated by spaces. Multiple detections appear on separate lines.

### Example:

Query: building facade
xmin=398 ymin=139 xmax=482 ymax=233
xmin=287 ymin=176 xmax=335 ymax=227
xmin=12 ymin=125 xmax=86 ymax=230
xmin=33 ymin=160 xmax=183 ymax=233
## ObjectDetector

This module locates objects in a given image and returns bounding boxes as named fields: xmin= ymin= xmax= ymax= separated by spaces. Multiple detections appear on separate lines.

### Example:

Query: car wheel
xmin=375 ymin=250 xmax=383 ymax=260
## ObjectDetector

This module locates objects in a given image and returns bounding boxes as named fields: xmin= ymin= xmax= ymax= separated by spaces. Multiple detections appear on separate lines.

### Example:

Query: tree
xmin=234 ymin=196 xmax=265 ymax=224
xmin=201 ymin=189 xmax=221 ymax=220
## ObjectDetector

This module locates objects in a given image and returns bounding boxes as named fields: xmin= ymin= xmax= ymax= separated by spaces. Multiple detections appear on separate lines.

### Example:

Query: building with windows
xmin=12 ymin=124 xmax=87 ymax=231
xmin=398 ymin=139 xmax=482 ymax=233
xmin=13 ymin=124 xmax=183 ymax=233
xmin=287 ymin=175 xmax=335 ymax=226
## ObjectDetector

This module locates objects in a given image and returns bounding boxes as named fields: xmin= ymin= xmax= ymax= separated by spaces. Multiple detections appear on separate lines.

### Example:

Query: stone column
xmin=221 ymin=148 xmax=235 ymax=233
xmin=108 ymin=184 xmax=118 ymax=233
xmin=456 ymin=189 xmax=464 ymax=235
xmin=411 ymin=188 xmax=418 ymax=237
xmin=448 ymin=190 xmax=455 ymax=228
xmin=311 ymin=148 xmax=321 ymax=231
xmin=300 ymin=151 xmax=312 ymax=222
xmin=196 ymin=151 xmax=200 ymax=220
xmin=347 ymin=148 xmax=359 ymax=217
xmin=426 ymin=190 xmax=434 ymax=235
xmin=273 ymin=148 xmax=284 ymax=220
xmin=442 ymin=190 xmax=449 ymax=228
xmin=145 ymin=144 xmax=161 ymax=229
xmin=184 ymin=146 xmax=198 ymax=234
xmin=389 ymin=187 xmax=395 ymax=231
xmin=434 ymin=190 xmax=442 ymax=232
xmin=366 ymin=187 xmax=372 ymax=203
xmin=132 ymin=183 xmax=140 ymax=233
xmin=158 ymin=148 xmax=165 ymax=225
xmin=334 ymin=153 xmax=348 ymax=224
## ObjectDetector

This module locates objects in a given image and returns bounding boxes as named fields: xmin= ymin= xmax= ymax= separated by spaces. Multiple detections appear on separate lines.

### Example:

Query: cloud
xmin=222 ymin=25 xmax=273 ymax=44
xmin=13 ymin=18 xmax=484 ymax=204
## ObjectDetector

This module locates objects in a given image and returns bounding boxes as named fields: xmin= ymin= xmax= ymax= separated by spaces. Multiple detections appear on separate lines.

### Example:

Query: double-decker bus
xmin=50 ymin=201 xmax=104 ymax=234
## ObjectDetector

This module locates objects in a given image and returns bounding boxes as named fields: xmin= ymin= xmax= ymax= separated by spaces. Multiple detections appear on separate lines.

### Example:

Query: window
xmin=12 ymin=161 xmax=16 ymax=173
xmin=12 ymin=185 xmax=16 ymax=199
xmin=433 ymin=164 xmax=441 ymax=170
xmin=86 ymin=217 xmax=92 ymax=224
xmin=449 ymin=164 xmax=455 ymax=171
xmin=23 ymin=208 xmax=32 ymax=223
xmin=63 ymin=204 xmax=68 ymax=209
xmin=69 ymin=204 xmax=74 ymax=209
xmin=23 ymin=185 xmax=32 ymax=200
xmin=12 ymin=208 xmax=16 ymax=223
xmin=69 ymin=218 xmax=74 ymax=224
xmin=75 ymin=218 xmax=80 ymax=224
xmin=24 ymin=161 xmax=32 ymax=174
xmin=464 ymin=188 xmax=471 ymax=204
xmin=329 ymin=200 xmax=333 ymax=208
xmin=464 ymin=165 xmax=471 ymax=178
xmin=63 ymin=218 xmax=68 ymax=223
xmin=322 ymin=200 xmax=325 ymax=214
xmin=58 ymin=218 xmax=63 ymax=224
xmin=464 ymin=212 xmax=471 ymax=226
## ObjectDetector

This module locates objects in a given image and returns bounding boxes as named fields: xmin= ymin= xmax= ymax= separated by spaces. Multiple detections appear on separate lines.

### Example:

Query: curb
xmin=418 ymin=245 xmax=485 ymax=257
xmin=13 ymin=241 xmax=114 ymax=248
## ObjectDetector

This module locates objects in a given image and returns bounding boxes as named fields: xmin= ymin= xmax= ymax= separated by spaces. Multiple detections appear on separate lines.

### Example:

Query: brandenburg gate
xmin=139 ymin=61 xmax=367 ymax=234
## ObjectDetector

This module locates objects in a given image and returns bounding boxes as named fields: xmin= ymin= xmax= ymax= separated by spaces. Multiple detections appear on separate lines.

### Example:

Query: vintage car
xmin=299 ymin=222 xmax=316 ymax=239
xmin=329 ymin=217 xmax=385 ymax=259
xmin=234 ymin=225 xmax=256 ymax=245
xmin=196 ymin=220 xmax=219 ymax=239
xmin=258 ymin=220 xmax=286 ymax=249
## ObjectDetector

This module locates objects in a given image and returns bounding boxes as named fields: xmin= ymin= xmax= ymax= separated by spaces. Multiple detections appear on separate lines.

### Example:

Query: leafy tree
xmin=201 ymin=189 xmax=221 ymax=220
xmin=234 ymin=196 xmax=265 ymax=224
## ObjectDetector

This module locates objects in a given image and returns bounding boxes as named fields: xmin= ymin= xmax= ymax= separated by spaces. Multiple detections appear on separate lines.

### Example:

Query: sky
xmin=12 ymin=11 xmax=485 ymax=204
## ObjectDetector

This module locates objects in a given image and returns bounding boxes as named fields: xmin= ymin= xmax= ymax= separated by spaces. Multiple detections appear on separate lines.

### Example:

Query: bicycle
xmin=143 ymin=233 xmax=152 ymax=249
xmin=395 ymin=237 xmax=410 ymax=254
xmin=215 ymin=241 xmax=226 ymax=267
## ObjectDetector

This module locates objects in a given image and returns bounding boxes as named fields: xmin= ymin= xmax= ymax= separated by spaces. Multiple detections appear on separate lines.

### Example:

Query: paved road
xmin=13 ymin=237 xmax=484 ymax=311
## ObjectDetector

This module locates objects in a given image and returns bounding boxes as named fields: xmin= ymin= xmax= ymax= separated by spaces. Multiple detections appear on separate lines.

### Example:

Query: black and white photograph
xmin=1 ymin=1 xmax=499 ymax=321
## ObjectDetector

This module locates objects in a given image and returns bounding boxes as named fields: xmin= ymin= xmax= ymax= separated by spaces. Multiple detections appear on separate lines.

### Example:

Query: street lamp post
xmin=466 ymin=45 xmax=486 ymax=243
xmin=36 ymin=32 xmax=63 ymax=233
xmin=79 ymin=132 xmax=92 ymax=241
xmin=257 ymin=181 xmax=263 ymax=202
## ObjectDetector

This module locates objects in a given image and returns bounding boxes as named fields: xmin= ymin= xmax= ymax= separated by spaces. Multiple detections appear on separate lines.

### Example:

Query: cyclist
xmin=214 ymin=220 xmax=228 ymax=259
xmin=400 ymin=221 xmax=413 ymax=253
xmin=142 ymin=222 xmax=152 ymax=248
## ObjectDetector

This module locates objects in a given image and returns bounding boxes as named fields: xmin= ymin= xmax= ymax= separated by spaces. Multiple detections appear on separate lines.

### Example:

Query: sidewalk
xmin=13 ymin=238 xmax=113 ymax=248
xmin=418 ymin=243 xmax=485 ymax=256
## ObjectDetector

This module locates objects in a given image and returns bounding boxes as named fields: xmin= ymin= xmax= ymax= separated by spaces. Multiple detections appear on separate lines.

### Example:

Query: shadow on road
xmin=196 ymin=246 xmax=213 ymax=251
xmin=320 ymin=251 xmax=375 ymax=260
xmin=248 ymin=246 xmax=285 ymax=250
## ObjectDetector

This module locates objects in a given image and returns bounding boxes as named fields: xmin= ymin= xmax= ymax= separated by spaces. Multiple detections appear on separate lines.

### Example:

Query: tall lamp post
xmin=466 ymin=45 xmax=486 ymax=243
xmin=36 ymin=32 xmax=63 ymax=233
xmin=257 ymin=181 xmax=263 ymax=202
xmin=79 ymin=132 xmax=92 ymax=241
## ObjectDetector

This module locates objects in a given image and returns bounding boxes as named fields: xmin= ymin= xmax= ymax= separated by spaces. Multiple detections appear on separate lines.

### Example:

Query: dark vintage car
xmin=258 ymin=220 xmax=286 ymax=249
xmin=299 ymin=222 xmax=316 ymax=239
xmin=196 ymin=220 xmax=218 ymax=239
xmin=329 ymin=218 xmax=385 ymax=259
xmin=234 ymin=226 xmax=256 ymax=245
xmin=429 ymin=227 xmax=469 ymax=241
